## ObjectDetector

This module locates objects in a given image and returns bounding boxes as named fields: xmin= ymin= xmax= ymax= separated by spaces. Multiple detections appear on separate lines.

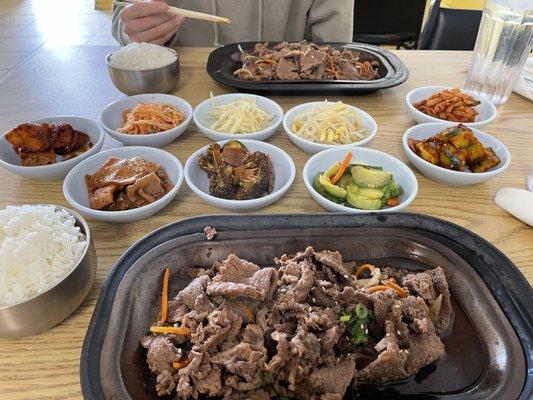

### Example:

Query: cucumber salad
xmin=313 ymin=152 xmax=403 ymax=210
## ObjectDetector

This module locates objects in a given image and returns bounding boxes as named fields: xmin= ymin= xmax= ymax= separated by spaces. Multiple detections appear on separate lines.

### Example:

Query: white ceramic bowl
xmin=184 ymin=139 xmax=295 ymax=212
xmin=193 ymin=93 xmax=283 ymax=142
xmin=303 ymin=147 xmax=418 ymax=213
xmin=405 ymin=86 xmax=497 ymax=128
xmin=0 ymin=116 xmax=105 ymax=180
xmin=63 ymin=146 xmax=183 ymax=222
xmin=283 ymin=101 xmax=377 ymax=155
xmin=100 ymin=93 xmax=193 ymax=147
xmin=402 ymin=122 xmax=511 ymax=186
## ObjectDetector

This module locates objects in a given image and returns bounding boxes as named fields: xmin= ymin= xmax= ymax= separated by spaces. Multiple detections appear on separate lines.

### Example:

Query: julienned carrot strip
xmin=386 ymin=279 xmax=408 ymax=297
xmin=367 ymin=281 xmax=407 ymax=297
xmin=367 ymin=285 xmax=391 ymax=294
xmin=386 ymin=197 xmax=400 ymax=207
xmin=330 ymin=152 xmax=353 ymax=185
xmin=158 ymin=268 xmax=170 ymax=324
xmin=172 ymin=359 xmax=190 ymax=369
xmin=118 ymin=104 xmax=185 ymax=135
xmin=238 ymin=302 xmax=255 ymax=322
xmin=150 ymin=326 xmax=191 ymax=335
xmin=355 ymin=263 xmax=375 ymax=278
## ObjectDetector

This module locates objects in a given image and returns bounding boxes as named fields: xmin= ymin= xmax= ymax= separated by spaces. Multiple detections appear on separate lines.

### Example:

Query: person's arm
xmin=112 ymin=3 xmax=133 ymax=45
xmin=112 ymin=0 xmax=184 ymax=46
xmin=306 ymin=0 xmax=355 ymax=42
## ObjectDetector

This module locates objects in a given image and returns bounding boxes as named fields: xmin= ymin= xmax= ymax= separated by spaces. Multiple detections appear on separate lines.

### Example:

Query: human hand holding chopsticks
xmin=118 ymin=0 xmax=230 ymax=45
xmin=119 ymin=0 xmax=185 ymax=45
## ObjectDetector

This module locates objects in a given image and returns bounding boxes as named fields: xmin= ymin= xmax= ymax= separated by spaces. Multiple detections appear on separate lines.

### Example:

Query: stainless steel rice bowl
xmin=0 ymin=205 xmax=96 ymax=338
xmin=106 ymin=48 xmax=180 ymax=95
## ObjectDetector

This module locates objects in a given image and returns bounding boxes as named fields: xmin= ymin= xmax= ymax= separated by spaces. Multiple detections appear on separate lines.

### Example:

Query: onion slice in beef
xmin=429 ymin=294 xmax=443 ymax=322
xmin=356 ymin=267 xmax=382 ymax=288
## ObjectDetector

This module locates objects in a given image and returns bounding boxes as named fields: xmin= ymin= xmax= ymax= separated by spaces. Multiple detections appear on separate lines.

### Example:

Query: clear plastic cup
xmin=464 ymin=0 xmax=533 ymax=106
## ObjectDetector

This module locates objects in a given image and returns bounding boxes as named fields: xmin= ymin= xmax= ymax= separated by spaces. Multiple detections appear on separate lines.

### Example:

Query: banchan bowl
xmin=63 ymin=146 xmax=183 ymax=223
xmin=193 ymin=93 xmax=283 ymax=142
xmin=184 ymin=139 xmax=295 ymax=212
xmin=0 ymin=116 xmax=105 ymax=180
xmin=100 ymin=93 xmax=193 ymax=148
xmin=303 ymin=147 xmax=418 ymax=213
xmin=283 ymin=101 xmax=377 ymax=155
xmin=402 ymin=122 xmax=510 ymax=186
xmin=405 ymin=85 xmax=497 ymax=128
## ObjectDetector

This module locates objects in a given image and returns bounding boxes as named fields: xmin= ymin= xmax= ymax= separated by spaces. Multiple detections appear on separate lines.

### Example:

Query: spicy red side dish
xmin=412 ymin=88 xmax=480 ymax=123
xmin=5 ymin=123 xmax=92 ymax=166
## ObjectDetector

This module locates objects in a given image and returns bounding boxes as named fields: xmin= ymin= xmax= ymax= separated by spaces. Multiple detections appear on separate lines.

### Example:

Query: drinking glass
xmin=464 ymin=0 xmax=533 ymax=106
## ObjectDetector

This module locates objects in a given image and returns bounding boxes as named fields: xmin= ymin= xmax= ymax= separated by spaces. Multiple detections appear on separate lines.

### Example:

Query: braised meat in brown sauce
xmin=5 ymin=122 xmax=92 ymax=166
xmin=86 ymin=157 xmax=173 ymax=211
xmin=198 ymin=141 xmax=274 ymax=200
xmin=234 ymin=41 xmax=380 ymax=82
xmin=142 ymin=247 xmax=452 ymax=399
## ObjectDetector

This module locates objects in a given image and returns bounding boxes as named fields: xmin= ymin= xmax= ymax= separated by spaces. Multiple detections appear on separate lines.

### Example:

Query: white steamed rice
xmin=109 ymin=42 xmax=177 ymax=70
xmin=0 ymin=205 xmax=87 ymax=307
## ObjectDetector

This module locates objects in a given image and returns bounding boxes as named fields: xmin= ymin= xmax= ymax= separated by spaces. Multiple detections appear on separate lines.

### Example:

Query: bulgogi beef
xmin=234 ymin=41 xmax=380 ymax=82
xmin=142 ymin=247 xmax=452 ymax=399
xmin=85 ymin=157 xmax=173 ymax=210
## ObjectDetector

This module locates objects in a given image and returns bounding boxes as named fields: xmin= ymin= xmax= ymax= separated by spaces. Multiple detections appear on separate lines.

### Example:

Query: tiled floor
xmin=0 ymin=0 xmax=116 ymax=78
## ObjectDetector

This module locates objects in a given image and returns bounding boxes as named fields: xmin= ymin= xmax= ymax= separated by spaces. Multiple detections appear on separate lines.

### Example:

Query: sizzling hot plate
xmin=206 ymin=42 xmax=409 ymax=95
xmin=80 ymin=213 xmax=532 ymax=399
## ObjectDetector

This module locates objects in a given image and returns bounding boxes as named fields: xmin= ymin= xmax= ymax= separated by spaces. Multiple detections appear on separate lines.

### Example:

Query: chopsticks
xmin=114 ymin=0 xmax=231 ymax=24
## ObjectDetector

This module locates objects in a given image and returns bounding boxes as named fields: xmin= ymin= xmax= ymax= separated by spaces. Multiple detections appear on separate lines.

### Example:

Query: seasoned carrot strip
xmin=367 ymin=285 xmax=392 ymax=294
xmin=386 ymin=197 xmax=400 ymax=207
xmin=330 ymin=152 xmax=353 ymax=185
xmin=118 ymin=104 xmax=184 ymax=135
xmin=386 ymin=279 xmax=408 ymax=297
xmin=158 ymin=268 xmax=170 ymax=324
xmin=367 ymin=280 xmax=407 ymax=297
xmin=355 ymin=263 xmax=375 ymax=278
xmin=150 ymin=326 xmax=191 ymax=335
xmin=238 ymin=302 xmax=255 ymax=322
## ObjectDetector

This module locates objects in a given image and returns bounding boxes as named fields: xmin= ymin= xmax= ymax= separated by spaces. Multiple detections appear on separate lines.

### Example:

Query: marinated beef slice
xmin=234 ymin=41 xmax=380 ymax=82
xmin=142 ymin=247 xmax=452 ymax=399
xmin=85 ymin=157 xmax=173 ymax=211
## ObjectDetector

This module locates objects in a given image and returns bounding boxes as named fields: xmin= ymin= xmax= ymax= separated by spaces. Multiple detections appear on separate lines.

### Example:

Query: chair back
xmin=420 ymin=0 xmax=482 ymax=50
xmin=353 ymin=0 xmax=427 ymax=48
